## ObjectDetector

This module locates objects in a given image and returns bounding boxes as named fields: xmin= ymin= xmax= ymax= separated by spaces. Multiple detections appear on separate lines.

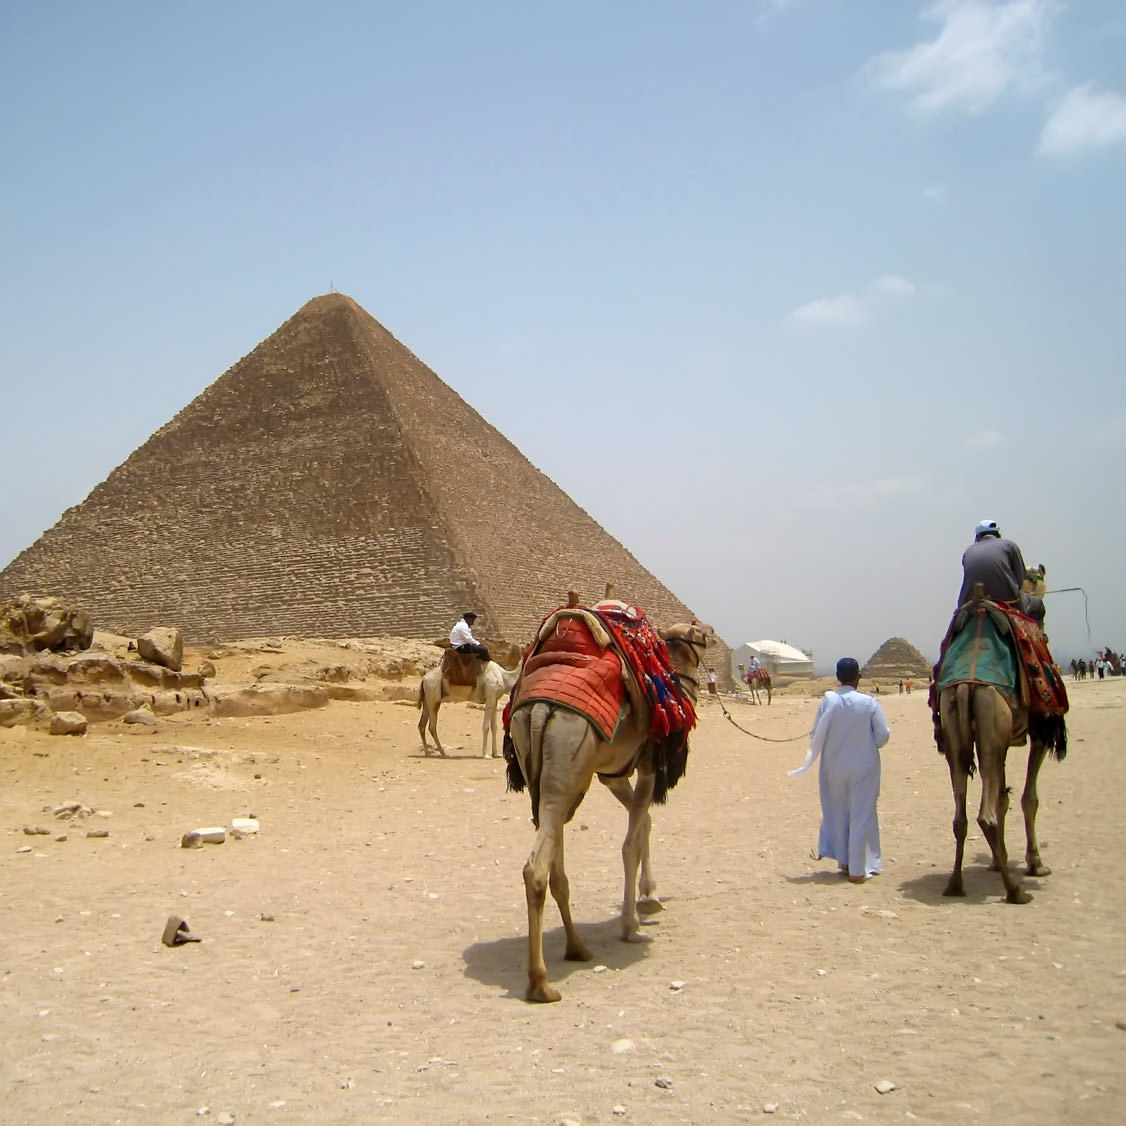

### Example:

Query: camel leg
xmin=600 ymin=776 xmax=659 ymax=911
xmin=1021 ymin=739 xmax=1051 ymax=876
xmin=940 ymin=688 xmax=971 ymax=897
xmin=418 ymin=694 xmax=445 ymax=757
xmin=427 ymin=699 xmax=448 ymax=758
xmin=620 ymin=771 xmax=657 ymax=943
xmin=480 ymin=695 xmax=493 ymax=758
xmin=484 ymin=692 xmax=502 ymax=758
xmin=524 ymin=797 xmax=592 ymax=1001
xmin=971 ymin=689 xmax=1030 ymax=904
xmin=943 ymin=750 xmax=970 ymax=898
xmin=551 ymin=832 xmax=592 ymax=963
xmin=522 ymin=823 xmax=561 ymax=1003
xmin=521 ymin=711 xmax=598 ymax=1002
xmin=977 ymin=749 xmax=1030 ymax=904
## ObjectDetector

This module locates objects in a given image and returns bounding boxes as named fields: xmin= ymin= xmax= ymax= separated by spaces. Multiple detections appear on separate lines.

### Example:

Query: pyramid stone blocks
xmin=2 ymin=295 xmax=715 ymax=656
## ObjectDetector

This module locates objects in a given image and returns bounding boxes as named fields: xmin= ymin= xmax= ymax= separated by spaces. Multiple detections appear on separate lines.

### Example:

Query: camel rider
xmin=450 ymin=612 xmax=491 ymax=662
xmin=747 ymin=655 xmax=763 ymax=674
xmin=958 ymin=519 xmax=1044 ymax=625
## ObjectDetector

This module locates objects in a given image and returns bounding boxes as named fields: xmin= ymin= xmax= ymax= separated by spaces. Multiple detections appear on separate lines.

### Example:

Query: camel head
xmin=659 ymin=621 xmax=714 ymax=676
xmin=1021 ymin=564 xmax=1046 ymax=597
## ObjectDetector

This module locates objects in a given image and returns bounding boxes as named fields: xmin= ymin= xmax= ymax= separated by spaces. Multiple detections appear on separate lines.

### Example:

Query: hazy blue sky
xmin=2 ymin=1 xmax=1124 ymax=670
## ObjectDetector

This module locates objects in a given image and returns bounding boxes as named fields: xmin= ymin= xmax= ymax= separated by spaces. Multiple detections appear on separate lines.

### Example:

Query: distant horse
xmin=745 ymin=667 xmax=772 ymax=705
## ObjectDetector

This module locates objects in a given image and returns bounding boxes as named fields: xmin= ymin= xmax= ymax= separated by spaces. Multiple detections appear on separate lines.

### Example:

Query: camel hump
xmin=441 ymin=648 xmax=486 ymax=687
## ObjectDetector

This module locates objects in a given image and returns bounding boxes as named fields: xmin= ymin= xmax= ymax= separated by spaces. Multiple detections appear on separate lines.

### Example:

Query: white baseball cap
xmin=974 ymin=519 xmax=1000 ymax=538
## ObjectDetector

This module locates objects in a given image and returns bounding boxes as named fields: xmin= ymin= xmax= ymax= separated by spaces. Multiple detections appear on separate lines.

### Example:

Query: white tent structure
xmin=731 ymin=639 xmax=815 ymax=682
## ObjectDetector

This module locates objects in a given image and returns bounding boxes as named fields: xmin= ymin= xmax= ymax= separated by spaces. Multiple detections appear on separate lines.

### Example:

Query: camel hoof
xmin=942 ymin=881 xmax=966 ymax=898
xmin=1007 ymin=888 xmax=1033 ymax=905
xmin=637 ymin=897 xmax=663 ymax=916
xmin=491 ymin=752 xmax=503 ymax=759
xmin=526 ymin=982 xmax=562 ymax=1004
xmin=622 ymin=929 xmax=652 ymax=944
xmin=564 ymin=943 xmax=593 ymax=963
xmin=1027 ymin=863 xmax=1051 ymax=877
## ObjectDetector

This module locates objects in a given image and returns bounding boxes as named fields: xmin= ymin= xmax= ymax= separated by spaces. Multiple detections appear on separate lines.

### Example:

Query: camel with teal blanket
xmin=931 ymin=579 xmax=1068 ymax=904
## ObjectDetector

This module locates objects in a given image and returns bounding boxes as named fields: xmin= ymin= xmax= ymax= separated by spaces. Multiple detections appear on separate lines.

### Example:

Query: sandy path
xmin=1 ymin=672 xmax=1123 ymax=1125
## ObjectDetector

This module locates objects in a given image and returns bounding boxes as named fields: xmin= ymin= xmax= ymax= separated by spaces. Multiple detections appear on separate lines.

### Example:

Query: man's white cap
xmin=975 ymin=519 xmax=1000 ymax=538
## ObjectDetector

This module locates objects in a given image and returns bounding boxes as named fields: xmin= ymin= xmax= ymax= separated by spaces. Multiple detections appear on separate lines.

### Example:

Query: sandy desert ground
xmin=1 ymin=640 xmax=1123 ymax=1126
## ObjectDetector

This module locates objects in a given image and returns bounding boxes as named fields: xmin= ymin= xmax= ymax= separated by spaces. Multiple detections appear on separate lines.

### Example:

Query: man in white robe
xmin=791 ymin=657 xmax=891 ymax=883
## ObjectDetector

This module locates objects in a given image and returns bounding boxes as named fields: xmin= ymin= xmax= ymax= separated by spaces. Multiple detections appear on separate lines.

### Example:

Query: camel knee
xmin=523 ymin=863 xmax=548 ymax=907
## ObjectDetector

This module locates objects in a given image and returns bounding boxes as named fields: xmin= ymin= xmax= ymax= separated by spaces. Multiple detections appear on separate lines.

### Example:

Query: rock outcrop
xmin=1 ymin=595 xmax=93 ymax=655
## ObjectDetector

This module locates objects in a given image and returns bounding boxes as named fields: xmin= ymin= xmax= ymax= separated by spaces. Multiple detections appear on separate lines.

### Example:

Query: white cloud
xmin=1038 ymin=83 xmax=1126 ymax=157
xmin=787 ymin=293 xmax=867 ymax=328
xmin=964 ymin=428 xmax=1005 ymax=450
xmin=865 ymin=0 xmax=1055 ymax=116
xmin=787 ymin=276 xmax=917 ymax=329
xmin=874 ymin=275 xmax=917 ymax=296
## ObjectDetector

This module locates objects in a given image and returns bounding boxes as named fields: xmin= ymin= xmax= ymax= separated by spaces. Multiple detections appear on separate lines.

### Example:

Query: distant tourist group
xmin=1070 ymin=652 xmax=1120 ymax=680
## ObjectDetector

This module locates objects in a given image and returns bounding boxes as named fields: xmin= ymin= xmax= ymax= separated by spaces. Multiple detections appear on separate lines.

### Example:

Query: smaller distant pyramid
xmin=862 ymin=637 xmax=932 ymax=679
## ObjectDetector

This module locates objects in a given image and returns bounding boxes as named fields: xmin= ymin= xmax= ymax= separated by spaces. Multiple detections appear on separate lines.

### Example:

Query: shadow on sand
xmin=409 ymin=752 xmax=503 ymax=761
xmin=783 ymin=870 xmax=852 ymax=888
xmin=897 ymin=851 xmax=1045 ymax=906
xmin=462 ymin=914 xmax=655 ymax=1000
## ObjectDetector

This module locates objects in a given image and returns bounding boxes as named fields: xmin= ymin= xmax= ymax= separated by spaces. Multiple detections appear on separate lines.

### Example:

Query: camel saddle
xmin=508 ymin=610 xmax=627 ymax=741
xmin=930 ymin=596 xmax=1068 ymax=747
xmin=440 ymin=647 xmax=488 ymax=688
xmin=505 ymin=601 xmax=695 ymax=745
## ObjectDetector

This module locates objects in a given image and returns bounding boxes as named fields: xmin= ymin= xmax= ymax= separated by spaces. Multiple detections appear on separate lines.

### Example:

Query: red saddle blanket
xmin=504 ymin=602 xmax=696 ymax=745
xmin=509 ymin=615 xmax=625 ymax=740
xmin=1008 ymin=609 xmax=1069 ymax=716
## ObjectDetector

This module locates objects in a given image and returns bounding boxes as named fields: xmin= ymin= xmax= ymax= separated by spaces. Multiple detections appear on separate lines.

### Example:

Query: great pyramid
xmin=862 ymin=637 xmax=932 ymax=680
xmin=1 ymin=294 xmax=715 ymax=653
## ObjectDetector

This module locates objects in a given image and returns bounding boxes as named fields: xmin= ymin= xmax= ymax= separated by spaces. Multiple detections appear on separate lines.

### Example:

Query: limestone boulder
xmin=208 ymin=682 xmax=330 ymax=717
xmin=49 ymin=711 xmax=88 ymax=736
xmin=137 ymin=627 xmax=184 ymax=672
xmin=0 ymin=647 xmax=207 ymax=726
xmin=0 ymin=594 xmax=94 ymax=654
xmin=0 ymin=698 xmax=49 ymax=728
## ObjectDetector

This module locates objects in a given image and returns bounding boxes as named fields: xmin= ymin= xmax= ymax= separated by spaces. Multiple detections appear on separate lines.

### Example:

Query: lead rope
xmin=712 ymin=691 xmax=809 ymax=743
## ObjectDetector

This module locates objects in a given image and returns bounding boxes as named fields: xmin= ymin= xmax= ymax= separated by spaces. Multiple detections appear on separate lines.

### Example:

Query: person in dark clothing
xmin=957 ymin=519 xmax=1044 ymax=623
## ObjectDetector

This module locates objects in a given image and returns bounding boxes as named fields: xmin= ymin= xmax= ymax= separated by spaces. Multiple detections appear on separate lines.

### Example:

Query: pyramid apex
xmin=297 ymin=291 xmax=364 ymax=314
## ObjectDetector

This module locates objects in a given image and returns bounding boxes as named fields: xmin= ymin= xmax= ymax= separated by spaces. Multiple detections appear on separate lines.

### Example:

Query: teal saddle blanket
xmin=935 ymin=608 xmax=1017 ymax=700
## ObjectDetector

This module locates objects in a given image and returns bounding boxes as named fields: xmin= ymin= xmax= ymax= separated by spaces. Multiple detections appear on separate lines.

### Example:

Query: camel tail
xmin=504 ymin=731 xmax=526 ymax=793
xmin=952 ymin=682 xmax=976 ymax=779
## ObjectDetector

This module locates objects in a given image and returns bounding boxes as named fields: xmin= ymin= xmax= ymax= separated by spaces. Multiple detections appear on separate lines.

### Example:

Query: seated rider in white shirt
xmin=450 ymin=612 xmax=490 ymax=661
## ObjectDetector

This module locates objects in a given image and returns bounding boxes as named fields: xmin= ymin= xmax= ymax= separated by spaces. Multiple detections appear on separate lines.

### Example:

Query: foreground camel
xmin=507 ymin=619 xmax=711 ymax=1003
xmin=937 ymin=684 xmax=1066 ymax=903
xmin=417 ymin=660 xmax=519 ymax=758
xmin=936 ymin=573 xmax=1066 ymax=904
